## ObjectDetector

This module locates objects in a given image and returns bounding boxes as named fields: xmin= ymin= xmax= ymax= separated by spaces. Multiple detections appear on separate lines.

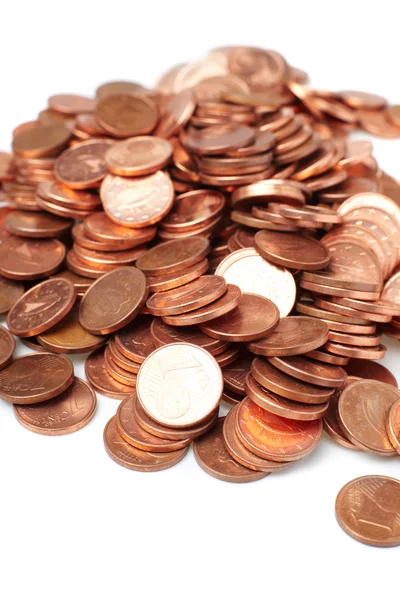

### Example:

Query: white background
xmin=1 ymin=1 xmax=399 ymax=599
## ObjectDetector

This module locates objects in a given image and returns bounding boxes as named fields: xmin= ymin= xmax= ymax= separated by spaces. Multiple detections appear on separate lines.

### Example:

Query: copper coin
xmin=12 ymin=122 xmax=71 ymax=158
xmin=323 ymin=341 xmax=387 ymax=360
xmin=105 ymin=136 xmax=172 ymax=176
xmin=4 ymin=210 xmax=72 ymax=239
xmin=84 ymin=212 xmax=156 ymax=247
xmin=161 ymin=189 xmax=225 ymax=231
xmin=327 ymin=330 xmax=380 ymax=347
xmin=133 ymin=393 xmax=217 ymax=441
xmin=223 ymin=406 xmax=287 ymax=472
xmin=72 ymin=223 xmax=133 ymax=252
xmin=0 ymin=326 xmax=15 ymax=369
xmin=314 ymin=297 xmax=392 ymax=324
xmin=345 ymin=359 xmax=397 ymax=387
xmin=7 ymin=278 xmax=76 ymax=337
xmin=295 ymin=301 xmax=371 ymax=326
xmin=214 ymin=345 xmax=240 ymax=367
xmin=337 ymin=192 xmax=400 ymax=225
xmin=194 ymin=418 xmax=267 ymax=483
xmin=0 ymin=237 xmax=65 ymax=280
xmin=221 ymin=387 xmax=244 ymax=406
xmin=116 ymin=396 xmax=191 ymax=452
xmin=79 ymin=267 xmax=148 ymax=335
xmin=104 ymin=347 xmax=137 ymax=387
xmin=73 ymin=243 xmax=146 ymax=268
xmin=0 ymin=276 xmax=24 ymax=315
xmin=215 ymin=248 xmax=296 ymax=318
xmin=247 ymin=316 xmax=329 ymax=357
xmin=66 ymin=249 xmax=112 ymax=279
xmin=55 ymin=140 xmax=114 ymax=190
xmin=115 ymin=315 xmax=157 ymax=363
xmin=300 ymin=279 xmax=380 ymax=302
xmin=323 ymin=393 xmax=358 ymax=450
xmin=331 ymin=296 xmax=400 ymax=317
xmin=85 ymin=348 xmax=132 ymax=399
xmin=104 ymin=416 xmax=188 ymax=472
xmin=14 ymin=377 xmax=96 ymax=435
xmin=306 ymin=348 xmax=349 ymax=366
xmin=222 ymin=352 xmax=253 ymax=394
xmin=35 ymin=195 xmax=98 ymax=220
xmin=146 ymin=258 xmax=209 ymax=292
xmin=321 ymin=237 xmax=382 ymax=287
xmin=337 ymin=379 xmax=399 ymax=454
xmin=251 ymin=357 xmax=334 ymax=404
xmin=38 ymin=181 xmax=101 ymax=210
xmin=335 ymin=475 xmax=400 ymax=547
xmin=254 ymin=230 xmax=330 ymax=270
xmin=246 ymin=374 xmax=329 ymax=421
xmin=236 ymin=397 xmax=322 ymax=462
xmin=184 ymin=123 xmax=254 ymax=155
xmin=136 ymin=237 xmax=210 ymax=276
xmin=231 ymin=179 xmax=308 ymax=206
xmin=108 ymin=340 xmax=141 ymax=373
xmin=49 ymin=269 xmax=91 ymax=294
xmin=268 ymin=355 xmax=347 ymax=388
xmin=0 ymin=353 xmax=73 ymax=404
xmin=48 ymin=94 xmax=96 ymax=114
xmin=339 ymin=90 xmax=387 ymax=110
xmin=96 ymin=80 xmax=148 ymax=99
xmin=150 ymin=318 xmax=228 ymax=355
xmin=200 ymin=293 xmax=279 ymax=342
xmin=96 ymin=94 xmax=158 ymax=138
xmin=147 ymin=275 xmax=227 ymax=316
xmin=301 ymin=271 xmax=381 ymax=295
xmin=100 ymin=171 xmax=174 ymax=228
xmin=137 ymin=342 xmax=222 ymax=428
xmin=380 ymin=271 xmax=400 ymax=307
xmin=37 ymin=307 xmax=105 ymax=354
xmin=156 ymin=89 xmax=196 ymax=138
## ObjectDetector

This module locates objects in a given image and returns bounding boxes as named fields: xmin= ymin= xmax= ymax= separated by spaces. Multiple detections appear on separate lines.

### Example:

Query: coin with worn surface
xmin=150 ymin=318 xmax=227 ymax=355
xmin=236 ymin=397 xmax=322 ymax=462
xmin=105 ymin=136 xmax=172 ymax=176
xmin=0 ymin=237 xmax=65 ymax=280
xmin=55 ymin=139 xmax=114 ymax=189
xmin=116 ymin=396 xmax=191 ymax=452
xmin=79 ymin=267 xmax=148 ymax=335
xmin=96 ymin=94 xmax=158 ymax=138
xmin=0 ymin=276 xmax=24 ymax=315
xmin=5 ymin=210 xmax=72 ymax=238
xmin=268 ymin=355 xmax=347 ymax=388
xmin=255 ymin=230 xmax=330 ymax=270
xmin=84 ymin=212 xmax=156 ymax=247
xmin=137 ymin=343 xmax=222 ymax=428
xmin=0 ymin=326 xmax=15 ymax=369
xmin=194 ymin=417 xmax=267 ymax=483
xmin=0 ymin=353 xmax=73 ymax=404
xmin=336 ymin=475 xmax=400 ymax=547
xmin=101 ymin=171 xmax=174 ymax=228
xmin=161 ymin=189 xmax=225 ymax=231
xmin=215 ymin=248 xmax=296 ymax=317
xmin=247 ymin=316 xmax=329 ymax=357
xmin=115 ymin=315 xmax=157 ymax=362
xmin=147 ymin=275 xmax=227 ymax=316
xmin=7 ymin=278 xmax=76 ymax=337
xmin=85 ymin=348 xmax=132 ymax=399
xmin=337 ymin=379 xmax=399 ymax=455
xmin=345 ymin=359 xmax=397 ymax=387
xmin=200 ymin=293 xmax=279 ymax=342
xmin=14 ymin=377 xmax=96 ymax=435
xmin=37 ymin=307 xmax=105 ymax=354
xmin=136 ymin=237 xmax=210 ymax=276
xmin=104 ymin=416 xmax=188 ymax=472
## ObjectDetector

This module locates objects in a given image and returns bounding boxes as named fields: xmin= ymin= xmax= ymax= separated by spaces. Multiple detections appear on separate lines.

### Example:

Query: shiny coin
xmin=0 ymin=326 xmax=15 ymax=369
xmin=5 ymin=210 xmax=73 ymax=238
xmin=247 ymin=316 xmax=329 ymax=356
xmin=55 ymin=139 xmax=114 ymax=189
xmin=0 ymin=237 xmax=65 ymax=280
xmin=105 ymin=136 xmax=172 ymax=176
xmin=255 ymin=230 xmax=330 ymax=270
xmin=85 ymin=348 xmax=133 ymax=399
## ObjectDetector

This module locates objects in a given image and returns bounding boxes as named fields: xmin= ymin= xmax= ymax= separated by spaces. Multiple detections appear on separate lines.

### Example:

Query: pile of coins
xmin=1 ymin=45 xmax=400 ymax=547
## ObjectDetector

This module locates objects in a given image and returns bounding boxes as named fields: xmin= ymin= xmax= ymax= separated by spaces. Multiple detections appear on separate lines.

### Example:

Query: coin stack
xmin=2 ymin=46 xmax=400 ymax=547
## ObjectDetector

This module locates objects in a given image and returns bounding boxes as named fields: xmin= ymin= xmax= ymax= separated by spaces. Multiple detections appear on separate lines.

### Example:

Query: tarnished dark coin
xmin=345 ymin=359 xmax=397 ymax=386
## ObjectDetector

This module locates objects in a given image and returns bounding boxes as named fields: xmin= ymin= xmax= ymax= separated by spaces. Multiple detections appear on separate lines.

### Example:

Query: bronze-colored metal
xmin=85 ymin=348 xmax=133 ymax=399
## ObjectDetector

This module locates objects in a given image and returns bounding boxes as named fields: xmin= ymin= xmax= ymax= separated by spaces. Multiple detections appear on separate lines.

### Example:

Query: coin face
xmin=115 ymin=315 xmax=157 ymax=362
xmin=0 ymin=325 xmax=15 ymax=369
xmin=184 ymin=123 xmax=255 ymax=155
xmin=37 ymin=307 xmax=105 ymax=354
xmin=247 ymin=316 xmax=329 ymax=356
xmin=137 ymin=343 xmax=223 ymax=428
xmin=161 ymin=189 xmax=225 ymax=230
xmin=55 ymin=140 xmax=114 ymax=189
xmin=7 ymin=278 xmax=76 ymax=337
xmin=14 ymin=377 xmax=96 ymax=435
xmin=215 ymin=248 xmax=296 ymax=317
xmin=255 ymin=230 xmax=330 ymax=270
xmin=0 ymin=276 xmax=24 ymax=315
xmin=105 ymin=136 xmax=173 ymax=176
xmin=12 ymin=122 xmax=71 ymax=158
xmin=0 ymin=237 xmax=66 ymax=280
xmin=84 ymin=212 xmax=156 ymax=246
xmin=336 ymin=475 xmax=400 ymax=547
xmin=85 ymin=348 xmax=133 ymax=399
xmin=79 ymin=267 xmax=148 ymax=335
xmin=96 ymin=94 xmax=158 ymax=138
xmin=0 ymin=353 xmax=74 ymax=404
xmin=136 ymin=237 xmax=210 ymax=276
xmin=5 ymin=210 xmax=73 ymax=238
xmin=150 ymin=318 xmax=227 ymax=355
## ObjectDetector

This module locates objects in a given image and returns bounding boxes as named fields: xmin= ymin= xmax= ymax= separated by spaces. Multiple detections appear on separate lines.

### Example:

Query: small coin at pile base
xmin=151 ymin=318 xmax=228 ymax=355
xmin=147 ymin=275 xmax=227 ymax=316
xmin=4 ymin=210 xmax=73 ymax=238
xmin=223 ymin=407 xmax=288 ymax=472
xmin=37 ymin=307 xmax=105 ymax=354
xmin=137 ymin=343 xmax=223 ymax=428
xmin=95 ymin=93 xmax=158 ymax=138
xmin=236 ymin=397 xmax=323 ymax=462
xmin=221 ymin=388 xmax=244 ymax=406
xmin=104 ymin=416 xmax=189 ymax=472
xmin=84 ymin=212 xmax=156 ymax=247
xmin=0 ymin=353 xmax=74 ymax=404
xmin=0 ymin=237 xmax=65 ymax=280
xmin=323 ymin=393 xmax=358 ymax=450
xmin=85 ymin=348 xmax=133 ymax=399
xmin=100 ymin=171 xmax=174 ymax=228
xmin=105 ymin=136 xmax=173 ymax=176
xmin=0 ymin=326 xmax=15 ymax=369
xmin=337 ymin=379 xmax=399 ymax=455
xmin=255 ymin=230 xmax=330 ymax=270
xmin=55 ymin=139 xmax=114 ymax=189
xmin=345 ymin=359 xmax=397 ymax=387
xmin=268 ymin=355 xmax=347 ymax=388
xmin=0 ymin=276 xmax=24 ymax=315
xmin=194 ymin=417 xmax=267 ymax=483
xmin=115 ymin=315 xmax=157 ymax=362
xmin=335 ymin=476 xmax=400 ymax=547
xmin=216 ymin=248 xmax=296 ymax=318
xmin=247 ymin=316 xmax=329 ymax=357
xmin=251 ymin=357 xmax=335 ymax=404
xmin=200 ymin=293 xmax=280 ymax=342
xmin=79 ymin=267 xmax=148 ymax=335
xmin=136 ymin=237 xmax=210 ymax=276
xmin=7 ymin=278 xmax=76 ymax=337
xmin=116 ymin=396 xmax=191 ymax=452
xmin=14 ymin=377 xmax=96 ymax=435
